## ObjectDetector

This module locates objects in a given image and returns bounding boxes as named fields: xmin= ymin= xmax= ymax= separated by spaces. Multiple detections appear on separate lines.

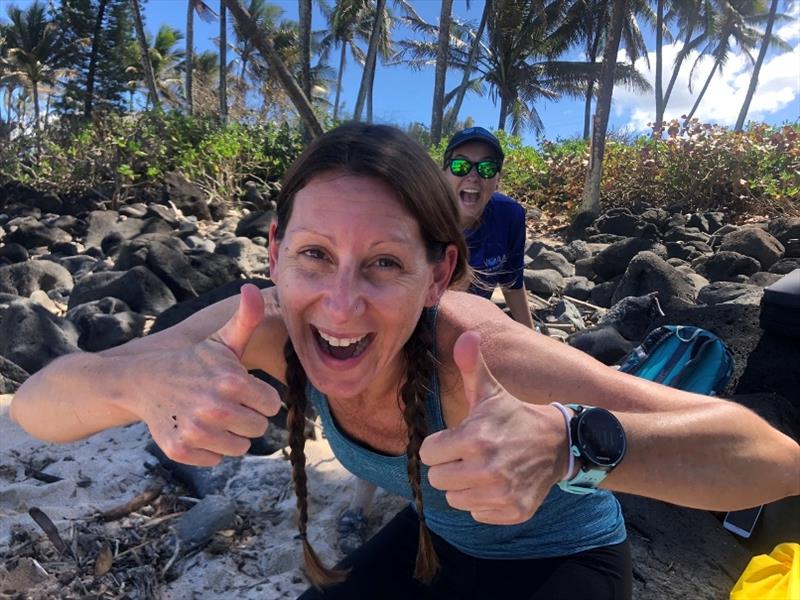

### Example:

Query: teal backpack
xmin=618 ymin=325 xmax=734 ymax=395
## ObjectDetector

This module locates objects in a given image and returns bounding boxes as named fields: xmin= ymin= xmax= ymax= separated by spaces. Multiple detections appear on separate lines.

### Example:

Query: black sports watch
xmin=558 ymin=404 xmax=627 ymax=495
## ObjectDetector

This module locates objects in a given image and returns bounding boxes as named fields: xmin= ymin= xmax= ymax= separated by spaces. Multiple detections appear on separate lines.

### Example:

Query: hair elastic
xmin=550 ymin=402 xmax=576 ymax=482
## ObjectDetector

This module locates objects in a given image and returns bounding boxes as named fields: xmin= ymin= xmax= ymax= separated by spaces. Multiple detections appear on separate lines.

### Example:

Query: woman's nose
xmin=464 ymin=167 xmax=481 ymax=183
xmin=323 ymin=266 xmax=365 ymax=320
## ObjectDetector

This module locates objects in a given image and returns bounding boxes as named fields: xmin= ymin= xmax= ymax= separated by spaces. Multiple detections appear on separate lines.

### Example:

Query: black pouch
xmin=760 ymin=269 xmax=800 ymax=337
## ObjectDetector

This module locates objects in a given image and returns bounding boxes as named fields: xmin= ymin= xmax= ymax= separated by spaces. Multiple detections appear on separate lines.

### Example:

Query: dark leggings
xmin=298 ymin=506 xmax=632 ymax=600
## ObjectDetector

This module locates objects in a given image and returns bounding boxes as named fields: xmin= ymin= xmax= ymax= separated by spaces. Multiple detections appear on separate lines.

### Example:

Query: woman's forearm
xmin=11 ymin=351 xmax=140 ymax=442
xmin=605 ymin=400 xmax=800 ymax=510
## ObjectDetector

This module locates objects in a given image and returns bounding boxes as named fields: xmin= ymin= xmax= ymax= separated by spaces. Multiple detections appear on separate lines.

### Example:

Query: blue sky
xmin=3 ymin=0 xmax=799 ymax=144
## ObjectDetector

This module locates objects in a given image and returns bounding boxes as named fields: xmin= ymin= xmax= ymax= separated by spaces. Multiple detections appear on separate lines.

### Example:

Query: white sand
xmin=0 ymin=396 xmax=406 ymax=599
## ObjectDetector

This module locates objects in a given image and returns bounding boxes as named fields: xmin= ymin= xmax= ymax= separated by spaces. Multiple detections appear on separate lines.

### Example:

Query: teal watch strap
xmin=557 ymin=403 xmax=610 ymax=495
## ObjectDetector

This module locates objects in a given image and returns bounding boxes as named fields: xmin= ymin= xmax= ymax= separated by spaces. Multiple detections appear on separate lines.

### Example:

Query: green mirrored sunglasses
xmin=447 ymin=158 xmax=501 ymax=179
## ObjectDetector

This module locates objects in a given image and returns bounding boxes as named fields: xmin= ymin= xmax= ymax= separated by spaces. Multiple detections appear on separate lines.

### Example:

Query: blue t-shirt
xmin=465 ymin=192 xmax=526 ymax=298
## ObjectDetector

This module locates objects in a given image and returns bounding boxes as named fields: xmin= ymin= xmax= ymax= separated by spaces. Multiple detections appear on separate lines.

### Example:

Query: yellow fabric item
xmin=731 ymin=543 xmax=800 ymax=600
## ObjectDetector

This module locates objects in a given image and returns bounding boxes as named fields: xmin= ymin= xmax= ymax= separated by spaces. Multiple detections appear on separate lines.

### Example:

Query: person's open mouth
xmin=312 ymin=326 xmax=374 ymax=360
xmin=460 ymin=189 xmax=481 ymax=206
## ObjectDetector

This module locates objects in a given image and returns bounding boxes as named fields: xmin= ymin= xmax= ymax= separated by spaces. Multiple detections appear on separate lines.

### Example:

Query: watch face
xmin=576 ymin=408 xmax=627 ymax=467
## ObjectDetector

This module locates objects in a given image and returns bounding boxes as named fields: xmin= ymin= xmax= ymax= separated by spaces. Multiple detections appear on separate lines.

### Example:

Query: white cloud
xmin=611 ymin=38 xmax=800 ymax=131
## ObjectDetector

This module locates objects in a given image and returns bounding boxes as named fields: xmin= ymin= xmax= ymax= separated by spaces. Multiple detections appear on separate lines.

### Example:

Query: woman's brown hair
xmin=274 ymin=123 xmax=469 ymax=587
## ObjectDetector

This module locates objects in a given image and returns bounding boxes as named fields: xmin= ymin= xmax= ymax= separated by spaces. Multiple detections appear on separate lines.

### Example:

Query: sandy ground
xmin=0 ymin=396 xmax=406 ymax=599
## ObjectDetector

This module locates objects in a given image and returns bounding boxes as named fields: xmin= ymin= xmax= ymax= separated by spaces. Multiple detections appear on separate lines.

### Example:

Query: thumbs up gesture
xmin=419 ymin=331 xmax=567 ymax=525
xmin=134 ymin=284 xmax=281 ymax=467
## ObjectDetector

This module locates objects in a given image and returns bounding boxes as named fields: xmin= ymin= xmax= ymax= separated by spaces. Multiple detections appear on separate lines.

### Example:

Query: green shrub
xmin=480 ymin=120 xmax=800 ymax=219
xmin=2 ymin=115 xmax=796 ymax=220
xmin=0 ymin=111 xmax=304 ymax=205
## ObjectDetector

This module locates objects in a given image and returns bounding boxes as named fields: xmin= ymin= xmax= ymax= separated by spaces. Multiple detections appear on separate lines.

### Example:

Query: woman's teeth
xmin=317 ymin=331 xmax=367 ymax=347
xmin=316 ymin=329 xmax=372 ymax=360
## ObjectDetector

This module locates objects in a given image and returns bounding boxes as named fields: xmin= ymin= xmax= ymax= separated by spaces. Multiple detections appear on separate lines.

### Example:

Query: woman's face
xmin=443 ymin=141 xmax=500 ymax=229
xmin=269 ymin=172 xmax=456 ymax=401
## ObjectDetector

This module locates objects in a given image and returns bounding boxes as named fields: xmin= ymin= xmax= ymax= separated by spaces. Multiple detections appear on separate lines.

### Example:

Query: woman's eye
xmin=374 ymin=257 xmax=401 ymax=269
xmin=301 ymin=248 xmax=327 ymax=261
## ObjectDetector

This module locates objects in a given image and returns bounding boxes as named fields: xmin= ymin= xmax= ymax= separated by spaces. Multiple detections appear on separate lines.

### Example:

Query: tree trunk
xmin=735 ymin=0 xmax=779 ymax=131
xmin=497 ymin=93 xmax=509 ymax=130
xmin=32 ymin=81 xmax=40 ymax=130
xmin=654 ymin=0 xmax=664 ymax=134
xmin=446 ymin=0 xmax=489 ymax=133
xmin=298 ymin=0 xmax=312 ymax=100
xmin=85 ymin=0 xmax=109 ymax=119
xmin=430 ymin=0 xmax=453 ymax=145
xmin=44 ymin=92 xmax=51 ymax=130
xmin=580 ymin=0 xmax=627 ymax=216
xmin=367 ymin=56 xmax=376 ymax=123
xmin=583 ymin=81 xmax=594 ymax=140
xmin=333 ymin=42 xmax=346 ymax=121
xmin=222 ymin=0 xmax=322 ymax=137
xmin=131 ymin=0 xmax=160 ymax=109
xmin=583 ymin=26 xmax=603 ymax=140
xmin=186 ymin=0 xmax=194 ymax=115
xmin=684 ymin=59 xmax=718 ymax=122
xmin=663 ymin=18 xmax=696 ymax=116
xmin=354 ymin=0 xmax=385 ymax=122
xmin=219 ymin=1 xmax=228 ymax=123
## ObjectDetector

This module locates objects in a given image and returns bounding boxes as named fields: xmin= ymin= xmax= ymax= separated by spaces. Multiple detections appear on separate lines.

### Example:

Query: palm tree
xmin=299 ymin=0 xmax=312 ymax=100
xmin=569 ymin=0 xmax=651 ymax=139
xmin=398 ymin=0 xmax=648 ymax=135
xmin=430 ymin=0 xmax=453 ymax=144
xmin=150 ymin=25 xmax=186 ymax=105
xmin=186 ymin=49 xmax=220 ymax=113
xmin=320 ymin=0 xmax=372 ymax=121
xmin=185 ymin=0 xmax=216 ymax=114
xmin=3 ymin=1 xmax=65 ymax=129
xmin=353 ymin=0 xmax=387 ymax=121
xmin=222 ymin=0 xmax=322 ymax=135
xmin=683 ymin=0 xmax=782 ymax=122
xmin=734 ymin=0 xmax=783 ymax=130
xmin=130 ymin=0 xmax=160 ymax=108
xmin=232 ymin=0 xmax=283 ymax=84
xmin=445 ymin=0 xmax=490 ymax=133
xmin=85 ymin=0 xmax=110 ymax=119
xmin=352 ymin=0 xmax=421 ymax=123
xmin=219 ymin=1 xmax=228 ymax=122
xmin=581 ymin=0 xmax=628 ymax=215
xmin=658 ymin=0 xmax=714 ymax=126
xmin=123 ymin=25 xmax=186 ymax=108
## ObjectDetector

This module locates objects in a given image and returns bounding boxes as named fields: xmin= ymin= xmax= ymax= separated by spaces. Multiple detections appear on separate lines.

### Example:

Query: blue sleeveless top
xmin=307 ymin=309 xmax=626 ymax=559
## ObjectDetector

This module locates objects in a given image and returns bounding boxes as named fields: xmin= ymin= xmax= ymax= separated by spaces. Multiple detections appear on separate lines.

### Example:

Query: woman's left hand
xmin=419 ymin=331 xmax=569 ymax=525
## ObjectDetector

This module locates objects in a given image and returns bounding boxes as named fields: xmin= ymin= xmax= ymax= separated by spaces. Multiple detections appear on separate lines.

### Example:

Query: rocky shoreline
xmin=1 ymin=177 xmax=798 ymax=598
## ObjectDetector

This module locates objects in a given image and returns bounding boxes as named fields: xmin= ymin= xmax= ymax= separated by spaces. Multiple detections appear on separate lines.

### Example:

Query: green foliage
xmin=485 ymin=120 xmax=799 ymax=218
xmin=1 ymin=114 xmax=796 ymax=220
xmin=0 ymin=111 xmax=305 ymax=203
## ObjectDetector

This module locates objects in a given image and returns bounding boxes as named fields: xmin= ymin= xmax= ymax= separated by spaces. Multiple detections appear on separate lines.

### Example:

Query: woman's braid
xmin=399 ymin=314 xmax=440 ymax=583
xmin=283 ymin=340 xmax=347 ymax=588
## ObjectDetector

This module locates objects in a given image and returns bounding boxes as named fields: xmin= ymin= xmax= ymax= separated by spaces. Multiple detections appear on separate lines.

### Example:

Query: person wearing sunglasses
xmin=336 ymin=128 xmax=536 ymax=556
xmin=442 ymin=127 xmax=535 ymax=330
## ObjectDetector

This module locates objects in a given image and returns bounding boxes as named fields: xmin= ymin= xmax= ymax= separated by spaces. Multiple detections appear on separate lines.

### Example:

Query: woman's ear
xmin=268 ymin=221 xmax=280 ymax=284
xmin=425 ymin=244 xmax=458 ymax=307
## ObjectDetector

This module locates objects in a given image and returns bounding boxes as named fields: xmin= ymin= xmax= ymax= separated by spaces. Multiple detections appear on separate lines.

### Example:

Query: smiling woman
xmin=9 ymin=123 xmax=800 ymax=600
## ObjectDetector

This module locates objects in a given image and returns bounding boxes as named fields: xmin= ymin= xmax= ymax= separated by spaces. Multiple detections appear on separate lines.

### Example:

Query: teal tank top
xmin=306 ymin=308 xmax=626 ymax=559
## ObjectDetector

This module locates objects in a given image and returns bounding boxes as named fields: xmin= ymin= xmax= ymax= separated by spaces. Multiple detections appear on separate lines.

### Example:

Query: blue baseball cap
xmin=444 ymin=127 xmax=504 ymax=162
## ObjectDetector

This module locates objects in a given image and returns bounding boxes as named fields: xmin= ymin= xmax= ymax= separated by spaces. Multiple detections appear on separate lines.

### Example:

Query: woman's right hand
xmin=126 ymin=284 xmax=282 ymax=466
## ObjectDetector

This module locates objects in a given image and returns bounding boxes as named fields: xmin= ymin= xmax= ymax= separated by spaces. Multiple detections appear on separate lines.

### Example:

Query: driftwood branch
xmin=99 ymin=485 xmax=163 ymax=522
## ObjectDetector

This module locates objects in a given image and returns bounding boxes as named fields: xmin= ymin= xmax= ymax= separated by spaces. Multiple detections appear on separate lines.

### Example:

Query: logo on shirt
xmin=483 ymin=254 xmax=508 ymax=271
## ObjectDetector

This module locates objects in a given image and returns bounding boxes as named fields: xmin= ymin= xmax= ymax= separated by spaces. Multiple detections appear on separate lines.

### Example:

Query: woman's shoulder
xmin=435 ymin=292 xmax=522 ymax=364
